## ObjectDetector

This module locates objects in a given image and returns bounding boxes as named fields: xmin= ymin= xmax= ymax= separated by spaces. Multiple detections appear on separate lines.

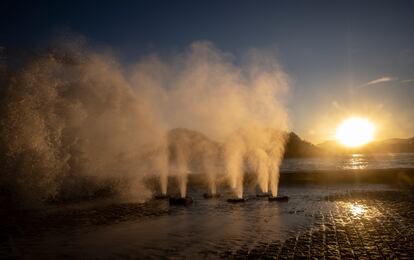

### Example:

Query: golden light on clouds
xmin=335 ymin=117 xmax=375 ymax=147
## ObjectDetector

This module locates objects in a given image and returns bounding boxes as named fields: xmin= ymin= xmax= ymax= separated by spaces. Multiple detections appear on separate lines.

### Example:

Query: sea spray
xmin=0 ymin=40 xmax=289 ymax=206
xmin=0 ymin=47 xmax=170 ymax=206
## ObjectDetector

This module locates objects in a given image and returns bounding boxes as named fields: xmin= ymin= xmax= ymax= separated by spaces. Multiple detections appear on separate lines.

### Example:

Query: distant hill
xmin=359 ymin=137 xmax=414 ymax=153
xmin=167 ymin=128 xmax=414 ymax=159
xmin=318 ymin=137 xmax=414 ymax=154
xmin=283 ymin=132 xmax=327 ymax=158
xmin=167 ymin=128 xmax=327 ymax=159
xmin=317 ymin=140 xmax=343 ymax=152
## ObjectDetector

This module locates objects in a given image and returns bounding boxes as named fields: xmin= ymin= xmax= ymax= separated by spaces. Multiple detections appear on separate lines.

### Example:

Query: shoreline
xmin=279 ymin=167 xmax=414 ymax=187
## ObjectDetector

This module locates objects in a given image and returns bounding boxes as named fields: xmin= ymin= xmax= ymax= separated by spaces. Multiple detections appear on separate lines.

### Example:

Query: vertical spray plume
xmin=169 ymin=133 xmax=190 ymax=198
xmin=248 ymin=149 xmax=270 ymax=193
xmin=149 ymin=144 xmax=169 ymax=195
xmin=200 ymin=140 xmax=219 ymax=195
xmin=224 ymin=133 xmax=246 ymax=198
xmin=158 ymin=149 xmax=169 ymax=195
xmin=268 ymin=130 xmax=287 ymax=197
xmin=0 ymin=40 xmax=289 ymax=206
xmin=175 ymin=148 xmax=189 ymax=198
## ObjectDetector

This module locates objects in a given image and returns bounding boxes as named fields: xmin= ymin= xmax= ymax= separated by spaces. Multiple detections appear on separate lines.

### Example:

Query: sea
xmin=281 ymin=153 xmax=414 ymax=172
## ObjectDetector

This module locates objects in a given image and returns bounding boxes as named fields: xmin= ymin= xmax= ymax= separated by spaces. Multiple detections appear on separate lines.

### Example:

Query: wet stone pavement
xmin=219 ymin=190 xmax=414 ymax=259
xmin=2 ymin=188 xmax=414 ymax=259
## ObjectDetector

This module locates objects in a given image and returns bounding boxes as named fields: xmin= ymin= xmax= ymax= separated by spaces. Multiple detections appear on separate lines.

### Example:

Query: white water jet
xmin=269 ymin=165 xmax=279 ymax=197
xmin=224 ymin=134 xmax=246 ymax=199
xmin=202 ymin=154 xmax=218 ymax=195
xmin=156 ymin=147 xmax=170 ymax=195
xmin=248 ymin=149 xmax=270 ymax=193
xmin=268 ymin=135 xmax=287 ymax=197
xmin=175 ymin=149 xmax=189 ymax=198
xmin=198 ymin=137 xmax=220 ymax=195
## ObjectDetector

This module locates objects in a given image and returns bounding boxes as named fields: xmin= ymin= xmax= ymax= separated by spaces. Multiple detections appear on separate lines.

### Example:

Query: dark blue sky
xmin=2 ymin=0 xmax=414 ymax=142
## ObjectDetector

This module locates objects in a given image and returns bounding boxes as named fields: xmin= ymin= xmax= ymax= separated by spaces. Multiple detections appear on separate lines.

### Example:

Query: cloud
xmin=400 ymin=79 xmax=414 ymax=84
xmin=361 ymin=76 xmax=398 ymax=87
xmin=360 ymin=77 xmax=414 ymax=88
xmin=331 ymin=100 xmax=342 ymax=110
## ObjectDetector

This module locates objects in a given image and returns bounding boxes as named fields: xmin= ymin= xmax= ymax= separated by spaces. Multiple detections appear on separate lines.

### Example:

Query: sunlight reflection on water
xmin=281 ymin=153 xmax=414 ymax=172
xmin=346 ymin=154 xmax=368 ymax=170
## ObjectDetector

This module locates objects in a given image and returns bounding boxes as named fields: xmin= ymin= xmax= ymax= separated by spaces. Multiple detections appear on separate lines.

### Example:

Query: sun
xmin=335 ymin=117 xmax=375 ymax=147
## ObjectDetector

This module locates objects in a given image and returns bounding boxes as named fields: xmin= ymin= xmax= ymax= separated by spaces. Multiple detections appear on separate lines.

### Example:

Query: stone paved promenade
xmin=220 ymin=190 xmax=414 ymax=259
xmin=2 ymin=185 xmax=414 ymax=259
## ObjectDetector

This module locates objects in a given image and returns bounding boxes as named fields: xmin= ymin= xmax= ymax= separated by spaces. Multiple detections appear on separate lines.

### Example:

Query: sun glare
xmin=335 ymin=117 xmax=375 ymax=147
xmin=349 ymin=203 xmax=366 ymax=216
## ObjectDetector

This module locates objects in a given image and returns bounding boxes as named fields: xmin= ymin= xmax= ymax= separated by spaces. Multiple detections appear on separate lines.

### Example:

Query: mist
xmin=0 ymin=40 xmax=289 ymax=207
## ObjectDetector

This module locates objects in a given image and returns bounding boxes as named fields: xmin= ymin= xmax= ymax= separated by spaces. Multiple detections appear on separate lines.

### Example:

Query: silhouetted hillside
xmin=283 ymin=132 xmax=327 ymax=158
xmin=318 ymin=137 xmax=414 ymax=154
xmin=167 ymin=128 xmax=327 ymax=159
xmin=360 ymin=137 xmax=414 ymax=153
xmin=168 ymin=129 xmax=414 ymax=158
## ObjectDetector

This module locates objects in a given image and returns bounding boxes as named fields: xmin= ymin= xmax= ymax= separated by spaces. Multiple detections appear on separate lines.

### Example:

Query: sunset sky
xmin=2 ymin=0 xmax=414 ymax=143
